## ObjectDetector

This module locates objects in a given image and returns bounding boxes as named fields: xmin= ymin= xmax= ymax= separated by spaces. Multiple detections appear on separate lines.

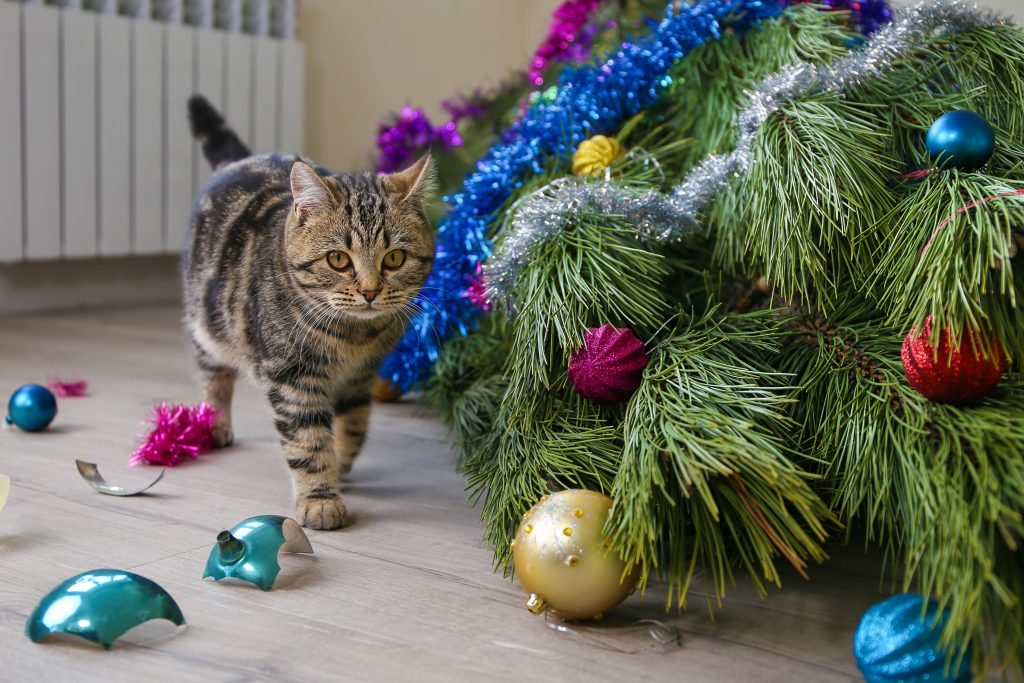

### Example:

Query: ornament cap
xmin=526 ymin=593 xmax=546 ymax=614
xmin=572 ymin=135 xmax=626 ymax=176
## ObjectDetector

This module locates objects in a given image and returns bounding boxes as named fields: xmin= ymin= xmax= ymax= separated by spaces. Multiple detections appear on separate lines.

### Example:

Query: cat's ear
xmin=290 ymin=160 xmax=334 ymax=221
xmin=383 ymin=153 xmax=436 ymax=207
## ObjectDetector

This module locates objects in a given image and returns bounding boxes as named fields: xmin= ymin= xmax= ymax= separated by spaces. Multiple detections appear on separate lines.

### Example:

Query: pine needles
xmin=868 ymin=172 xmax=1024 ymax=359
xmin=608 ymin=308 xmax=832 ymax=608
xmin=781 ymin=301 xmax=1024 ymax=671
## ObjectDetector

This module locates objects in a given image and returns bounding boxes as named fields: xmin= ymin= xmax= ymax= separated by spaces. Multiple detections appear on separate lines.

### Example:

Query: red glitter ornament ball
xmin=901 ymin=319 xmax=1006 ymax=405
xmin=568 ymin=324 xmax=649 ymax=404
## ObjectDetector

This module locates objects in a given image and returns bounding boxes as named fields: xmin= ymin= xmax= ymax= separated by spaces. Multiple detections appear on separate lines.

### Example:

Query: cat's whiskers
xmin=415 ymin=285 xmax=464 ymax=302
xmin=403 ymin=299 xmax=445 ymax=357
xmin=302 ymin=301 xmax=330 ymax=359
xmin=294 ymin=298 xmax=333 ymax=360
xmin=283 ymin=293 xmax=314 ymax=353
xmin=394 ymin=304 xmax=425 ymax=359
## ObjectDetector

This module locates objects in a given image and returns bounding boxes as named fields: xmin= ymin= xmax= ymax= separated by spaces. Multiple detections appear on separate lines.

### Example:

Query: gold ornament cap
xmin=372 ymin=377 xmax=403 ymax=402
xmin=512 ymin=489 xmax=637 ymax=621
xmin=571 ymin=135 xmax=625 ymax=177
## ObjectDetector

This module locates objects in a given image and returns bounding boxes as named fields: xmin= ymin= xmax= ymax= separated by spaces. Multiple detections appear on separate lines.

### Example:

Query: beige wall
xmin=2 ymin=0 xmax=1021 ymax=314
xmin=300 ymin=0 xmax=560 ymax=172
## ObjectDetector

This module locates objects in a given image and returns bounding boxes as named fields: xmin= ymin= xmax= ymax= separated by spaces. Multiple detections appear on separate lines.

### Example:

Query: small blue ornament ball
xmin=6 ymin=384 xmax=58 ymax=432
xmin=926 ymin=110 xmax=995 ymax=171
xmin=854 ymin=593 xmax=972 ymax=683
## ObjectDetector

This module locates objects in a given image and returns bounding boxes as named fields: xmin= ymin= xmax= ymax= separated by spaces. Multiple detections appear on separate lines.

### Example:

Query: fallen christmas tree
xmin=394 ymin=0 xmax=1022 ymax=677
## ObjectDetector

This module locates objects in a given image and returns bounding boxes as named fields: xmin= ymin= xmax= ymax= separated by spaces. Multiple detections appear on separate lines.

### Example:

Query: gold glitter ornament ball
xmin=571 ymin=135 xmax=625 ymax=176
xmin=512 ymin=489 xmax=637 ymax=620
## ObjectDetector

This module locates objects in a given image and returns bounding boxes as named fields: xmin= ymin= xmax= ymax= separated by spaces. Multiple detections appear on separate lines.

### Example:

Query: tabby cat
xmin=183 ymin=95 xmax=435 ymax=530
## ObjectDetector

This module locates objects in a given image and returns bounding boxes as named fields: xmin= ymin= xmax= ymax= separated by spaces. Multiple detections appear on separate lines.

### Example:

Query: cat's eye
xmin=326 ymin=251 xmax=352 ymax=271
xmin=382 ymin=250 xmax=406 ymax=269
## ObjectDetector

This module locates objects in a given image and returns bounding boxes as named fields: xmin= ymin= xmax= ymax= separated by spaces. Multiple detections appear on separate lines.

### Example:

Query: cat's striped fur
xmin=183 ymin=96 xmax=434 ymax=529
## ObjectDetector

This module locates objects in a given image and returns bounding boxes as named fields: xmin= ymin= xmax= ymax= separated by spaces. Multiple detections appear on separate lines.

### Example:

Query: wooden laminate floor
xmin=0 ymin=304 xmax=897 ymax=682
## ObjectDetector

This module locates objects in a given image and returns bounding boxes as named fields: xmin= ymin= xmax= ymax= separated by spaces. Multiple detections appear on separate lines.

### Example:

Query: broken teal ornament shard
xmin=26 ymin=569 xmax=185 ymax=649
xmin=203 ymin=515 xmax=314 ymax=591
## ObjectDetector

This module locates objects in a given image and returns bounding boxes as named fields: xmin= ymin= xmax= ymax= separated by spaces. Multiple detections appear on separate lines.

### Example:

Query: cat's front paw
xmin=212 ymin=420 xmax=234 ymax=448
xmin=296 ymin=496 xmax=347 ymax=530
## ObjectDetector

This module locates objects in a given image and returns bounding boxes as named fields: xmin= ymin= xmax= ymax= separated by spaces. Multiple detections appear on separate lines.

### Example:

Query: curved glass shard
xmin=203 ymin=515 xmax=313 ymax=591
xmin=26 ymin=569 xmax=185 ymax=649
xmin=76 ymin=460 xmax=166 ymax=496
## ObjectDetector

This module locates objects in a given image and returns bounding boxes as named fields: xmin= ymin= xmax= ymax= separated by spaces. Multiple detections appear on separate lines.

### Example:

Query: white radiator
xmin=0 ymin=2 xmax=304 ymax=262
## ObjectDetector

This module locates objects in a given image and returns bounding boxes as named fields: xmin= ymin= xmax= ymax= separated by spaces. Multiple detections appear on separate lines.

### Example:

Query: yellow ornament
xmin=571 ymin=135 xmax=625 ymax=177
xmin=512 ymin=489 xmax=637 ymax=620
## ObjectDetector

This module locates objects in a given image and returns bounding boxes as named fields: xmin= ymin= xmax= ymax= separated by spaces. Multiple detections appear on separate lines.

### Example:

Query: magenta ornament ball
xmin=568 ymin=324 xmax=649 ymax=404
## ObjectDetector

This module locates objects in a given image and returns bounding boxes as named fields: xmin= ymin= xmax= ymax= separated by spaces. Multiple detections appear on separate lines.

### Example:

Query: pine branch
xmin=426 ymin=319 xmax=510 ymax=466
xmin=780 ymin=300 xmax=1024 ymax=672
xmin=606 ymin=307 xmax=832 ymax=608
xmin=463 ymin=393 xmax=623 ymax=573
xmin=633 ymin=5 xmax=853 ymax=175
xmin=713 ymin=92 xmax=896 ymax=308
xmin=867 ymin=172 xmax=1024 ymax=360
xmin=501 ymin=209 xmax=671 ymax=409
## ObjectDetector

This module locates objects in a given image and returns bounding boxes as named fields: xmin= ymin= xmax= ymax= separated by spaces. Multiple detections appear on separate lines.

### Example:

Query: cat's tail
xmin=187 ymin=94 xmax=251 ymax=170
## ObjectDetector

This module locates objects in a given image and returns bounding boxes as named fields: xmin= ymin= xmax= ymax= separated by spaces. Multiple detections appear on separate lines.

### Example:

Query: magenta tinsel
xmin=129 ymin=402 xmax=220 ymax=467
xmin=462 ymin=264 xmax=492 ymax=312
xmin=568 ymin=324 xmax=649 ymax=404
xmin=48 ymin=379 xmax=88 ymax=398
xmin=529 ymin=0 xmax=604 ymax=86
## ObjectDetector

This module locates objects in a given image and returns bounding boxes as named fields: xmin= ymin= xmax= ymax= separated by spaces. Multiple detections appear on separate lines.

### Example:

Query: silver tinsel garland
xmin=485 ymin=0 xmax=1007 ymax=303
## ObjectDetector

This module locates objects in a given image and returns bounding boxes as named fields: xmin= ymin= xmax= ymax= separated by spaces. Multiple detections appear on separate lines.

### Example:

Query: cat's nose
xmin=360 ymin=289 xmax=379 ymax=302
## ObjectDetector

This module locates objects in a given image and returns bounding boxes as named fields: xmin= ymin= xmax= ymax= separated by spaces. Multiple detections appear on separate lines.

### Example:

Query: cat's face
xmin=284 ymin=156 xmax=435 ymax=320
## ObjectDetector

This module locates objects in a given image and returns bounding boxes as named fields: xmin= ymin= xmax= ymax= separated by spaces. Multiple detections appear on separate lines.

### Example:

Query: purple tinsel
xmin=782 ymin=0 xmax=891 ymax=34
xmin=374 ymin=1 xmax=610 ymax=172
xmin=529 ymin=0 xmax=605 ymax=86
xmin=442 ymin=91 xmax=488 ymax=123
xmin=376 ymin=106 xmax=464 ymax=173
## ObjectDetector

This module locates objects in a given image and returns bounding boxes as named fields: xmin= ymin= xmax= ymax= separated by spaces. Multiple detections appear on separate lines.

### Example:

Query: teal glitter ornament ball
xmin=6 ymin=384 xmax=58 ymax=432
xmin=926 ymin=110 xmax=994 ymax=171
xmin=854 ymin=594 xmax=972 ymax=683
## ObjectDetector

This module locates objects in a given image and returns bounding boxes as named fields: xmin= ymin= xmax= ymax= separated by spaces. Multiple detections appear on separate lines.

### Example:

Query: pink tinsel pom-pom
xmin=129 ymin=402 xmax=220 ymax=467
xmin=49 ymin=379 xmax=89 ymax=397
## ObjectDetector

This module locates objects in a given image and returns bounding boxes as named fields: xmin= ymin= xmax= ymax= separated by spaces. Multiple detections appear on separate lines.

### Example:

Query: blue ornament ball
xmin=926 ymin=110 xmax=994 ymax=171
xmin=6 ymin=384 xmax=58 ymax=432
xmin=854 ymin=593 xmax=972 ymax=683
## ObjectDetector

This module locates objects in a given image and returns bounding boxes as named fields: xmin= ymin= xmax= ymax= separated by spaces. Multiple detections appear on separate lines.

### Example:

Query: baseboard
xmin=0 ymin=255 xmax=182 ymax=315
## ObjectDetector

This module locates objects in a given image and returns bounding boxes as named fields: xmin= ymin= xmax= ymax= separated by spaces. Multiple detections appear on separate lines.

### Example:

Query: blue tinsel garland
xmin=381 ymin=0 xmax=785 ymax=390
